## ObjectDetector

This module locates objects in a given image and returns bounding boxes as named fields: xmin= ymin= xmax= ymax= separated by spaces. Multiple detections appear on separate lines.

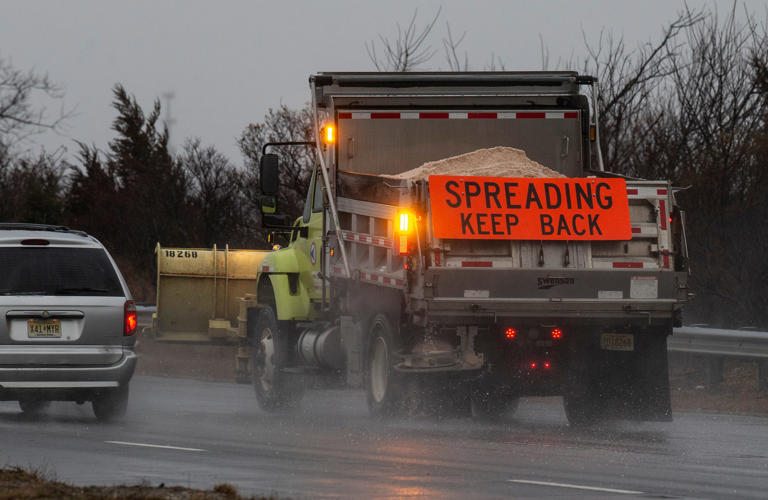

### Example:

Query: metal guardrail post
xmin=705 ymin=358 xmax=724 ymax=388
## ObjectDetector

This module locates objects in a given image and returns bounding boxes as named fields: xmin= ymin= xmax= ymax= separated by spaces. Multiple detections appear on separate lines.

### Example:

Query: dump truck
xmin=149 ymin=72 xmax=689 ymax=425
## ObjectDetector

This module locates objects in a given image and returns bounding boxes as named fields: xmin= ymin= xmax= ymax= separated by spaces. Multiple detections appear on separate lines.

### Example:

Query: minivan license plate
xmin=600 ymin=333 xmax=634 ymax=351
xmin=28 ymin=319 xmax=62 ymax=338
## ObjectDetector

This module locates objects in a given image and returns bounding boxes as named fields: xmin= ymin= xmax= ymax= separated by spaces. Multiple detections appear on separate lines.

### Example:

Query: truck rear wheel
xmin=365 ymin=314 xmax=403 ymax=417
xmin=251 ymin=305 xmax=303 ymax=411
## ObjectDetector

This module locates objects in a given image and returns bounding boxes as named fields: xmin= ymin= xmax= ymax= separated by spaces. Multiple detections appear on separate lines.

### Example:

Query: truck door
xmin=291 ymin=165 xmax=325 ymax=301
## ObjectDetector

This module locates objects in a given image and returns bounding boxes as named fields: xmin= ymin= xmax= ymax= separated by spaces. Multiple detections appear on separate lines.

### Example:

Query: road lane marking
xmin=105 ymin=441 xmax=204 ymax=452
xmin=508 ymin=479 xmax=643 ymax=495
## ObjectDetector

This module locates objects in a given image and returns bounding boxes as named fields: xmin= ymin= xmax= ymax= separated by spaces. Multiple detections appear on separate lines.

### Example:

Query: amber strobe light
xmin=324 ymin=124 xmax=335 ymax=143
xmin=396 ymin=211 xmax=413 ymax=255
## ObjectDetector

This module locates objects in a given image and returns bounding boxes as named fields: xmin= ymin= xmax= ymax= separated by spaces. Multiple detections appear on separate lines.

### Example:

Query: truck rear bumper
xmin=421 ymin=268 xmax=685 ymax=322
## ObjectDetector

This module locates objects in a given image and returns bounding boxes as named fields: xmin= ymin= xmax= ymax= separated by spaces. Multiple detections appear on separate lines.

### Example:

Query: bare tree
xmin=180 ymin=138 xmax=258 ymax=247
xmin=443 ymin=23 xmax=469 ymax=72
xmin=239 ymin=104 xmax=315 ymax=221
xmin=0 ymin=57 xmax=72 ymax=147
xmin=366 ymin=8 xmax=441 ymax=71
xmin=577 ymin=10 xmax=704 ymax=175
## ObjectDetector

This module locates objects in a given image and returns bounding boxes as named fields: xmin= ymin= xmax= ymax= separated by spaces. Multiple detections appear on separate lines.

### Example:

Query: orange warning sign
xmin=428 ymin=176 xmax=631 ymax=240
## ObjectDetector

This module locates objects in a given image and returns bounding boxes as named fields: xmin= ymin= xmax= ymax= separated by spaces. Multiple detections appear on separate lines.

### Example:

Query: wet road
xmin=1 ymin=375 xmax=767 ymax=499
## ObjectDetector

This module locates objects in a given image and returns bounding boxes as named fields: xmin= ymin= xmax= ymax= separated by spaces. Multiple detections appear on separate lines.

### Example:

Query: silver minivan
xmin=0 ymin=224 xmax=137 ymax=421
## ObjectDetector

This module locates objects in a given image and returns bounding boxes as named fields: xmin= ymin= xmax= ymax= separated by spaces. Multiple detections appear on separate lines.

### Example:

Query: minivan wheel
xmin=92 ymin=384 xmax=129 ymax=422
xmin=18 ymin=398 xmax=50 ymax=416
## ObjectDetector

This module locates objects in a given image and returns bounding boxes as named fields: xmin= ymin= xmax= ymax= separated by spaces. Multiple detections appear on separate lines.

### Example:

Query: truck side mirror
xmin=260 ymin=153 xmax=280 ymax=195
xmin=260 ymin=153 xmax=280 ymax=217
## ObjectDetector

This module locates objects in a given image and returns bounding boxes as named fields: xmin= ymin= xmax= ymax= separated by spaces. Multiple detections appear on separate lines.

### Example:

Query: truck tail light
xmin=551 ymin=328 xmax=563 ymax=340
xmin=124 ymin=300 xmax=137 ymax=336
xmin=544 ymin=361 xmax=551 ymax=369
xmin=504 ymin=327 xmax=517 ymax=340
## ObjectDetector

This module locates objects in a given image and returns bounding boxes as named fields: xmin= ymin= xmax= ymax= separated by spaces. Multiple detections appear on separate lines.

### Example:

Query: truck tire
xmin=92 ymin=384 xmax=129 ymax=422
xmin=365 ymin=313 xmax=404 ymax=417
xmin=251 ymin=305 xmax=304 ymax=411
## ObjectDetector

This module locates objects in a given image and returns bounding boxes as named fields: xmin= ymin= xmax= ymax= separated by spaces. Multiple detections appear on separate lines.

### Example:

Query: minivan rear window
xmin=0 ymin=247 xmax=123 ymax=296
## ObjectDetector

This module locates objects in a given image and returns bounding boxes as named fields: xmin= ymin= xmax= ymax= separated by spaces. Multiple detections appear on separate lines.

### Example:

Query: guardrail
xmin=670 ymin=326 xmax=768 ymax=390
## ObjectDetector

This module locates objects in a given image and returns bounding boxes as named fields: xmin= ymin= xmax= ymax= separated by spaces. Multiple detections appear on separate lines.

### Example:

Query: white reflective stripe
xmin=508 ymin=479 xmax=643 ymax=495
xmin=0 ymin=381 xmax=118 ymax=388
xmin=339 ymin=111 xmax=581 ymax=120
xmin=106 ymin=441 xmax=205 ymax=452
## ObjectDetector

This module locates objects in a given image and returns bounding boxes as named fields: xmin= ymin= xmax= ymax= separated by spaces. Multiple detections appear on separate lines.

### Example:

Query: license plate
xmin=28 ymin=319 xmax=62 ymax=338
xmin=600 ymin=333 xmax=634 ymax=351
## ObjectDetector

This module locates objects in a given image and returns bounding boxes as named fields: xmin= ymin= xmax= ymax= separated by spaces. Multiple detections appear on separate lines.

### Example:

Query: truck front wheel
xmin=251 ymin=305 xmax=303 ymax=411
xmin=365 ymin=314 xmax=403 ymax=417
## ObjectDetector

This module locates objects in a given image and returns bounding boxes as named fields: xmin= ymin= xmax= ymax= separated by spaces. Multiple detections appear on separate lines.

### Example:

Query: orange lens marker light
xmin=398 ymin=235 xmax=408 ymax=255
xmin=325 ymin=125 xmax=335 ymax=143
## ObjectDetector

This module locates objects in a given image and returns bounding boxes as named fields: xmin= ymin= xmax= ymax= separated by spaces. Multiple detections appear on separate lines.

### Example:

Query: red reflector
xmin=371 ymin=112 xmax=400 ymax=119
xmin=461 ymin=261 xmax=492 ymax=268
xmin=613 ymin=262 xmax=644 ymax=269
xmin=124 ymin=300 xmax=137 ymax=336
xmin=551 ymin=328 xmax=563 ymax=340
xmin=505 ymin=328 xmax=516 ymax=339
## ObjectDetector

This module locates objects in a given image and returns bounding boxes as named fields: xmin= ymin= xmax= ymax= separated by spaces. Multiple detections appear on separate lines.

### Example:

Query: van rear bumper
xmin=0 ymin=350 xmax=136 ymax=399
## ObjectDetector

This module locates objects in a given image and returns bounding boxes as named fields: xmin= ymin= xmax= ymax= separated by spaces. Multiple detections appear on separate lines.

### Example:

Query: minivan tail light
xmin=124 ymin=300 xmax=137 ymax=336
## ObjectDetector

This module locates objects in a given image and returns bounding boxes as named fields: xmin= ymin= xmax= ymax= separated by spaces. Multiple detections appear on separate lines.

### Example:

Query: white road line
xmin=508 ymin=479 xmax=643 ymax=495
xmin=105 ymin=441 xmax=205 ymax=452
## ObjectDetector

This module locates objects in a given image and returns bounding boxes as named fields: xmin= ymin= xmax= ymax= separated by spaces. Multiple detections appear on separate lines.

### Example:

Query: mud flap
xmin=566 ymin=326 xmax=672 ymax=422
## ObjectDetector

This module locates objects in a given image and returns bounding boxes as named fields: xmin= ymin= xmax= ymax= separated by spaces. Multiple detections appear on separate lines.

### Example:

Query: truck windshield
xmin=0 ymin=247 xmax=123 ymax=296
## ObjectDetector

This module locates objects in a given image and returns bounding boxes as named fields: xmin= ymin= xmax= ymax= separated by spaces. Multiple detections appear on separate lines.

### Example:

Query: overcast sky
xmin=2 ymin=0 xmax=766 ymax=163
